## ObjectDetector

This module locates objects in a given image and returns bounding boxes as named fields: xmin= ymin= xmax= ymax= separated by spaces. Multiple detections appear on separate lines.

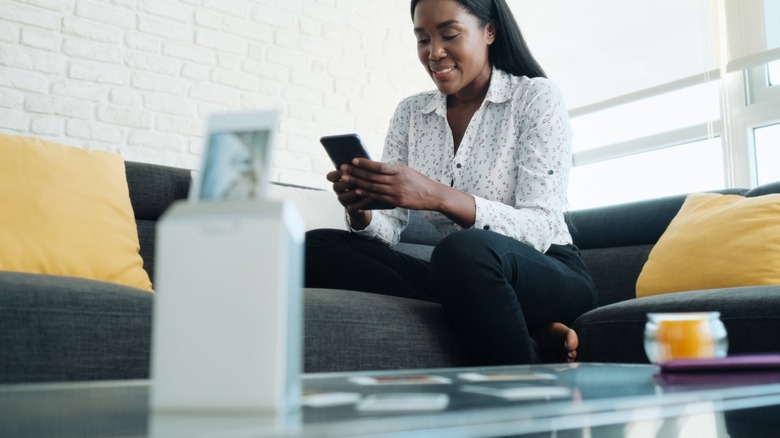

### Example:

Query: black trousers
xmin=305 ymin=228 xmax=597 ymax=365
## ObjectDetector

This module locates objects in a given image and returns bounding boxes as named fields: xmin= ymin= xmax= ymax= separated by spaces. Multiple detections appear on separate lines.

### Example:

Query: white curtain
xmin=724 ymin=0 xmax=780 ymax=72
xmin=509 ymin=0 xmax=717 ymax=110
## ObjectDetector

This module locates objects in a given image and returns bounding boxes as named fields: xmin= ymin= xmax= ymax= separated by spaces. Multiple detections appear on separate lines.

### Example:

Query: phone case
xmin=319 ymin=133 xmax=372 ymax=168
xmin=319 ymin=133 xmax=394 ymax=210
xmin=659 ymin=354 xmax=780 ymax=373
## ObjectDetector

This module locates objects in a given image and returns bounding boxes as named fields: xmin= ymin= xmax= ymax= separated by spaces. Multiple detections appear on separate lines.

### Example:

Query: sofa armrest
xmin=267 ymin=184 xmax=347 ymax=231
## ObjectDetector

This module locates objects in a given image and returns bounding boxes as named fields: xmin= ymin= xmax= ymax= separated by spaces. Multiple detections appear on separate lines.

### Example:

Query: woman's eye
xmin=417 ymin=38 xmax=430 ymax=45
xmin=442 ymin=34 xmax=459 ymax=41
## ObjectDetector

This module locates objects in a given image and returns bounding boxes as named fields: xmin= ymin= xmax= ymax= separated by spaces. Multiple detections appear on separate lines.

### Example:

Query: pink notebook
xmin=659 ymin=354 xmax=780 ymax=373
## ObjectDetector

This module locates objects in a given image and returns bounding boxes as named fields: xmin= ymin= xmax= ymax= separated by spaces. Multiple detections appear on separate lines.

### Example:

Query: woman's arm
xmin=468 ymin=78 xmax=573 ymax=252
xmin=342 ymin=159 xmax=476 ymax=228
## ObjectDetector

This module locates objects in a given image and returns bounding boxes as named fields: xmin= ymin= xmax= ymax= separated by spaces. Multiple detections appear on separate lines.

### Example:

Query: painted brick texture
xmin=0 ymin=0 xmax=430 ymax=188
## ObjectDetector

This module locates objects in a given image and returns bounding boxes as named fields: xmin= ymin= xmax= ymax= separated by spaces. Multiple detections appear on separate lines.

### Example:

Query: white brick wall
xmin=0 ymin=0 xmax=430 ymax=188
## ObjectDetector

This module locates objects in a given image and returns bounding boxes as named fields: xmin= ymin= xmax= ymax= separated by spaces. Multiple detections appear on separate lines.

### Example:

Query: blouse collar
xmin=422 ymin=67 xmax=512 ymax=116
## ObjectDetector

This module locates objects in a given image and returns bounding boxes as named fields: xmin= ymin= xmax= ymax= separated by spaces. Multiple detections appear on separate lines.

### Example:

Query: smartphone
xmin=320 ymin=133 xmax=373 ymax=168
xmin=319 ymin=133 xmax=394 ymax=209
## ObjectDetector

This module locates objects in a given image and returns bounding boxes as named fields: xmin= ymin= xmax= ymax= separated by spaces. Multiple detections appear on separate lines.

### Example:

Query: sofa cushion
xmin=303 ymin=288 xmax=468 ymax=372
xmin=636 ymin=193 xmax=780 ymax=297
xmin=565 ymin=189 xmax=746 ymax=250
xmin=391 ymin=242 xmax=435 ymax=261
xmin=573 ymin=285 xmax=780 ymax=364
xmin=125 ymin=161 xmax=192 ymax=222
xmin=0 ymin=271 xmax=153 ymax=383
xmin=400 ymin=210 xmax=444 ymax=245
xmin=746 ymin=180 xmax=780 ymax=197
xmin=0 ymin=135 xmax=152 ymax=291
xmin=581 ymin=245 xmax=653 ymax=306
xmin=125 ymin=161 xmax=192 ymax=283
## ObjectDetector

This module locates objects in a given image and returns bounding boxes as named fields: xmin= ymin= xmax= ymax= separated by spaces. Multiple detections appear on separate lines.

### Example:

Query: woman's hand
xmin=340 ymin=158 xmax=476 ymax=228
xmin=340 ymin=159 xmax=437 ymax=210
xmin=326 ymin=168 xmax=372 ymax=229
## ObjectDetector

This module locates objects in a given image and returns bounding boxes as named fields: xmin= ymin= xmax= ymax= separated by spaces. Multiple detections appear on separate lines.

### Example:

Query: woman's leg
xmin=429 ymin=229 xmax=596 ymax=365
xmin=304 ymin=228 xmax=435 ymax=301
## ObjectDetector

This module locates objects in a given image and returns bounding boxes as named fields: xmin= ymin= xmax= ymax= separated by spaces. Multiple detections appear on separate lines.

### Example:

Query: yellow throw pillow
xmin=0 ymin=134 xmax=153 ymax=291
xmin=636 ymin=192 xmax=780 ymax=298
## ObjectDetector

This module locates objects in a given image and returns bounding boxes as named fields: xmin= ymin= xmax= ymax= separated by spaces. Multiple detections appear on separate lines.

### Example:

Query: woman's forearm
xmin=434 ymin=184 xmax=477 ymax=229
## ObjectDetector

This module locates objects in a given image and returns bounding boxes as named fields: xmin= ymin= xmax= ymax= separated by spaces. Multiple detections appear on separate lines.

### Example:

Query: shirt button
xmin=483 ymin=225 xmax=490 ymax=230
xmin=456 ymin=163 xmax=462 ymax=168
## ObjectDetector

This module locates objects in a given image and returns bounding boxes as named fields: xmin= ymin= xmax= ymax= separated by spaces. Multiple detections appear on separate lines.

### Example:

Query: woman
xmin=305 ymin=0 xmax=597 ymax=365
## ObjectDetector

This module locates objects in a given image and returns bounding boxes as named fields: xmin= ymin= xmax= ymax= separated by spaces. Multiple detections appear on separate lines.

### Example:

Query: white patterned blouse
xmin=350 ymin=67 xmax=574 ymax=253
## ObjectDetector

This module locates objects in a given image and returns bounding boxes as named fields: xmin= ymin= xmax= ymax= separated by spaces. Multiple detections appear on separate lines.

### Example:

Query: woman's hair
xmin=410 ymin=0 xmax=546 ymax=79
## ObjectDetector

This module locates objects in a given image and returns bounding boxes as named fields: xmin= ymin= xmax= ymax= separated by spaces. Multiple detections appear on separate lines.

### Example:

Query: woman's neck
xmin=448 ymin=65 xmax=492 ymax=107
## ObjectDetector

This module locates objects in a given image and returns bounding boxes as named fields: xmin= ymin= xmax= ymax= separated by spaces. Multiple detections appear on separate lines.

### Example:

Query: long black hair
xmin=410 ymin=0 xmax=546 ymax=79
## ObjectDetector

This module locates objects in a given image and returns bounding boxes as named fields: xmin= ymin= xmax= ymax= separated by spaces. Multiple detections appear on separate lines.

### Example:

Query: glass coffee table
xmin=3 ymin=363 xmax=780 ymax=437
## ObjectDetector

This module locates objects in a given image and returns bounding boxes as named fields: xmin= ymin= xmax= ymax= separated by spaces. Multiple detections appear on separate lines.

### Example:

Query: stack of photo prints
xmin=302 ymin=370 xmax=574 ymax=414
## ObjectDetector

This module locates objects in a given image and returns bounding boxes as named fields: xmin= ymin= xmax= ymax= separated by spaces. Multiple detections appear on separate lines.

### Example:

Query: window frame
xmin=566 ymin=1 xmax=780 ymax=209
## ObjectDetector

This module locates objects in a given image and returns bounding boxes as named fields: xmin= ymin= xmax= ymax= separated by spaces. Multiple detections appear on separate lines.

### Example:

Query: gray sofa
xmin=2 ymin=161 xmax=780 ymax=383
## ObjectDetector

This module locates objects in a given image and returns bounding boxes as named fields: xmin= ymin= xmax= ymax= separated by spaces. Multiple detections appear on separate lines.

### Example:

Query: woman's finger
xmin=326 ymin=170 xmax=342 ymax=183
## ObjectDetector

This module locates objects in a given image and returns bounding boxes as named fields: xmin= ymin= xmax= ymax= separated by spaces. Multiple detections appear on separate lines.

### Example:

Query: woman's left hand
xmin=342 ymin=158 xmax=477 ymax=228
xmin=340 ymin=158 xmax=443 ymax=211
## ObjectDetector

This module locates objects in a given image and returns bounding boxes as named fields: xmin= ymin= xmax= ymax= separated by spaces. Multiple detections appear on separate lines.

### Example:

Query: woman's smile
xmin=431 ymin=64 xmax=457 ymax=81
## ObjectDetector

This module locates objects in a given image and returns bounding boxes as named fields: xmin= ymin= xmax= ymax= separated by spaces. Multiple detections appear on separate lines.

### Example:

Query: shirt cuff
xmin=472 ymin=196 xmax=494 ymax=231
xmin=346 ymin=210 xmax=380 ymax=238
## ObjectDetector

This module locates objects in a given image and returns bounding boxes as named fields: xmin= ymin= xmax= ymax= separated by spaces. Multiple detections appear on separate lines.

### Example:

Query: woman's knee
xmin=305 ymin=229 xmax=350 ymax=265
xmin=305 ymin=228 xmax=348 ymax=245
xmin=429 ymin=229 xmax=498 ymax=291
xmin=431 ymin=229 xmax=492 ymax=263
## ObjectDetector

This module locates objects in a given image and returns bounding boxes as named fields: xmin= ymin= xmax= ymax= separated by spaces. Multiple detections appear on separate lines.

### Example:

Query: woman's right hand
xmin=327 ymin=169 xmax=372 ymax=229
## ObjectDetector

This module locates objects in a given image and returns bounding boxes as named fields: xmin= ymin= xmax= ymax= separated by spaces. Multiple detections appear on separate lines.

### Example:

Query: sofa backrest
xmin=399 ymin=186 xmax=768 ymax=308
xmin=125 ymin=162 xmax=347 ymax=283
xmin=566 ymin=187 xmax=764 ymax=307
xmin=125 ymin=160 xmax=780 ymax=308
xmin=126 ymin=161 xmax=191 ymax=283
xmin=563 ymin=191 xmax=719 ymax=306
xmin=564 ymin=189 xmax=747 ymax=250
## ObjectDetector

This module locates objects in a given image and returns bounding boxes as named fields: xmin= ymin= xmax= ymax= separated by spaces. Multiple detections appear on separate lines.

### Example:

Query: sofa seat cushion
xmin=303 ymin=288 xmax=467 ymax=372
xmin=572 ymin=285 xmax=780 ymax=364
xmin=391 ymin=242 xmax=435 ymax=261
xmin=0 ymin=271 xmax=153 ymax=383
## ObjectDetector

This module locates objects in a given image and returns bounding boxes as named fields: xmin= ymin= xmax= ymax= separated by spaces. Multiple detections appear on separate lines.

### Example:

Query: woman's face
xmin=413 ymin=0 xmax=494 ymax=100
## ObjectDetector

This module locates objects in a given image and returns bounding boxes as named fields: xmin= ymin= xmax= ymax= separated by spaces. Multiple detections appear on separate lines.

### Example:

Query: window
xmin=735 ymin=0 xmax=780 ymax=187
xmin=754 ymin=123 xmax=780 ymax=185
xmin=510 ymin=0 xmax=780 ymax=209
xmin=770 ymin=60 xmax=780 ymax=85
xmin=568 ymin=138 xmax=723 ymax=210
xmin=570 ymin=82 xmax=721 ymax=154
xmin=746 ymin=60 xmax=780 ymax=105
xmin=511 ymin=0 xmax=720 ymax=209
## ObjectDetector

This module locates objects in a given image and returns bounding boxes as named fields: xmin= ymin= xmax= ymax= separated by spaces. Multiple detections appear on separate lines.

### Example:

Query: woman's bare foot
xmin=531 ymin=323 xmax=578 ymax=363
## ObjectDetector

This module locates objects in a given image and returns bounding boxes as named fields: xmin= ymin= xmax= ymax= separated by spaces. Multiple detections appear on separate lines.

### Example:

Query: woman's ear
xmin=486 ymin=20 xmax=496 ymax=45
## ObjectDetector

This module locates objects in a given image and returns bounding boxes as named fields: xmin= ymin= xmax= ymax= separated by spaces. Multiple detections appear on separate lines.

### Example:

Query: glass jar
xmin=644 ymin=312 xmax=728 ymax=363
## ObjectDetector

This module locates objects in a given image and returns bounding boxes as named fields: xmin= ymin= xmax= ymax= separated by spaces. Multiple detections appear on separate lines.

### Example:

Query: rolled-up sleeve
xmin=471 ymin=79 xmax=572 ymax=252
